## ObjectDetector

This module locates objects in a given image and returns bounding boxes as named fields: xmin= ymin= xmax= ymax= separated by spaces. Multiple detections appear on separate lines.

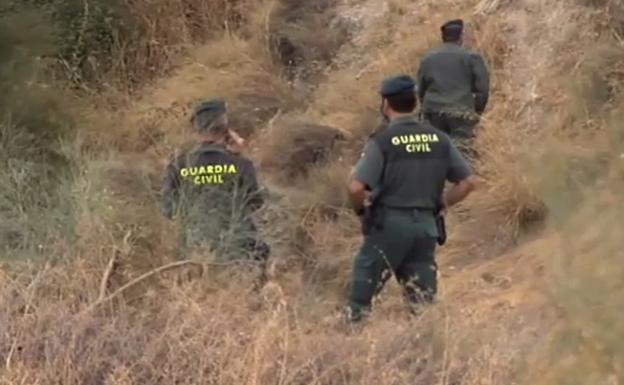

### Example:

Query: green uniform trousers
xmin=424 ymin=112 xmax=479 ymax=159
xmin=347 ymin=209 xmax=438 ymax=321
xmin=177 ymin=219 xmax=270 ymax=267
xmin=176 ymin=221 xmax=270 ymax=287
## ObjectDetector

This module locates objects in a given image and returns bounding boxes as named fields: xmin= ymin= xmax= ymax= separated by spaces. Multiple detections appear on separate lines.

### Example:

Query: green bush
xmin=0 ymin=4 xmax=75 ymax=257
xmin=8 ymin=0 xmax=131 ymax=88
xmin=7 ymin=0 xmax=254 ymax=90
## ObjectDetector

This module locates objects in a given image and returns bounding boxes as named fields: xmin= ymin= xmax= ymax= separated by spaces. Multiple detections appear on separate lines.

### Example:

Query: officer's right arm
xmin=161 ymin=161 xmax=180 ymax=219
xmin=469 ymin=52 xmax=490 ymax=115
xmin=444 ymin=144 xmax=477 ymax=207
xmin=348 ymin=140 xmax=384 ymax=214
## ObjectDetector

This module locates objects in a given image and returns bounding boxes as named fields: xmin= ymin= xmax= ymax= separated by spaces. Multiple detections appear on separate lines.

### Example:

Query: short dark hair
xmin=442 ymin=28 xmax=462 ymax=42
xmin=385 ymin=90 xmax=416 ymax=113
xmin=192 ymin=113 xmax=229 ymax=135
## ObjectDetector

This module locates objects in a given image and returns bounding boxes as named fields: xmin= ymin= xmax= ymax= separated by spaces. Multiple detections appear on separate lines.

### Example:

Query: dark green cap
xmin=441 ymin=18 xmax=464 ymax=33
xmin=379 ymin=75 xmax=416 ymax=97
xmin=190 ymin=99 xmax=227 ymax=132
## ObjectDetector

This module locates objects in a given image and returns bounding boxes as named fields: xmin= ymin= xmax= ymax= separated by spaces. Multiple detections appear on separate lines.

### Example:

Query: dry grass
xmin=75 ymin=0 xmax=257 ymax=90
xmin=0 ymin=253 xmax=544 ymax=385
xmin=1 ymin=0 xmax=624 ymax=384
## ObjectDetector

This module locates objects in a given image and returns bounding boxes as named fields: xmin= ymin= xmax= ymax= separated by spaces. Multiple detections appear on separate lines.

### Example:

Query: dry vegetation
xmin=1 ymin=0 xmax=623 ymax=384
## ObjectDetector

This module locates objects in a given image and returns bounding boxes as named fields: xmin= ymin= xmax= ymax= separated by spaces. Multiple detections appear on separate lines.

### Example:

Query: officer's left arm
xmin=416 ymin=59 xmax=429 ymax=104
xmin=348 ymin=141 xmax=384 ymax=215
xmin=469 ymin=52 xmax=490 ymax=115
xmin=240 ymin=159 xmax=265 ymax=212
xmin=161 ymin=160 xmax=180 ymax=219
xmin=444 ymin=144 xmax=477 ymax=207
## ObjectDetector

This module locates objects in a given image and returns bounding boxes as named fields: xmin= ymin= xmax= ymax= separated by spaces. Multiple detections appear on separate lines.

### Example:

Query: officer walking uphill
xmin=345 ymin=75 xmax=477 ymax=322
xmin=416 ymin=19 xmax=490 ymax=157
xmin=160 ymin=99 xmax=270 ymax=274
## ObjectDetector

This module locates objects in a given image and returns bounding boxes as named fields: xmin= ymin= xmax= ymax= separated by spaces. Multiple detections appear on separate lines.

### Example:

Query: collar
xmin=194 ymin=140 xmax=229 ymax=154
xmin=441 ymin=42 xmax=462 ymax=49
xmin=388 ymin=114 xmax=418 ymax=126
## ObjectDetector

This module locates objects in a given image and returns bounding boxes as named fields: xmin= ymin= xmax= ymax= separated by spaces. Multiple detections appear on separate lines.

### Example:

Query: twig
xmin=98 ymin=251 xmax=119 ymax=302
xmin=5 ymin=338 xmax=18 ymax=370
xmin=98 ymin=230 xmax=132 ymax=301
xmin=82 ymin=257 xmax=252 ymax=315
xmin=23 ymin=263 xmax=50 ymax=316
xmin=355 ymin=62 xmax=376 ymax=80
xmin=268 ymin=109 xmax=282 ymax=129
xmin=82 ymin=260 xmax=202 ymax=314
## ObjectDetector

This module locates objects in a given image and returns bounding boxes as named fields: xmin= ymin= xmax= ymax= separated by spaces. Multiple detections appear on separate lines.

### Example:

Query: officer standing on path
xmin=160 ymin=99 xmax=270 ymax=275
xmin=416 ymin=19 xmax=490 ymax=156
xmin=345 ymin=75 xmax=477 ymax=323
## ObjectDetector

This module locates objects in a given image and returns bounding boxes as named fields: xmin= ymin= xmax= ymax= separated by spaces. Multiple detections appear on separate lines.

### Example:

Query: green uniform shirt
xmin=416 ymin=43 xmax=490 ymax=116
xmin=161 ymin=142 xmax=264 ymax=233
xmin=353 ymin=115 xmax=472 ymax=209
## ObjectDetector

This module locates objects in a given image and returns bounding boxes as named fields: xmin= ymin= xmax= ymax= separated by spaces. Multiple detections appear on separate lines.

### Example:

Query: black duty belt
xmin=380 ymin=205 xmax=436 ymax=214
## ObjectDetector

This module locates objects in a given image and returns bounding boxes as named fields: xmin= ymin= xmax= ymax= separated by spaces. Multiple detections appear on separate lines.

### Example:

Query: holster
xmin=435 ymin=214 xmax=447 ymax=246
xmin=434 ymin=202 xmax=447 ymax=246
xmin=360 ymin=206 xmax=384 ymax=236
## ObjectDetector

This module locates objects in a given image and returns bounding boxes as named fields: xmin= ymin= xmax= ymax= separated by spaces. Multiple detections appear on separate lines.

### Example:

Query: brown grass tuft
xmin=3 ymin=0 xmax=624 ymax=384
xmin=257 ymin=116 xmax=347 ymax=180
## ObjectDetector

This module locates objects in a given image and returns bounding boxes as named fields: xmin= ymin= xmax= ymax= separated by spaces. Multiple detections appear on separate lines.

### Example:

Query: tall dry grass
xmin=0 ymin=5 xmax=79 ymax=260
xmin=1 ymin=0 xmax=623 ymax=384
xmin=47 ymin=0 xmax=257 ymax=91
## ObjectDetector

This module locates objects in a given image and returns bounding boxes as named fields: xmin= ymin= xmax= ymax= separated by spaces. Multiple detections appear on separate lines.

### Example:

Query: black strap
xmin=380 ymin=205 xmax=436 ymax=211
xmin=197 ymin=143 xmax=230 ymax=155
xmin=369 ymin=141 xmax=387 ymax=205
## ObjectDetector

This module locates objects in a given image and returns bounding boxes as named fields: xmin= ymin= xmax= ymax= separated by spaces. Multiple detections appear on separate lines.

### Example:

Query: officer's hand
xmin=363 ymin=190 xmax=373 ymax=207
xmin=228 ymin=129 xmax=245 ymax=146
xmin=439 ymin=199 xmax=448 ymax=216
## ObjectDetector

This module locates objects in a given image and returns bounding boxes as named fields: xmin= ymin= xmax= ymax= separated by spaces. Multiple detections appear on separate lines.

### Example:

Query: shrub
xmin=0 ymin=5 xmax=75 ymax=257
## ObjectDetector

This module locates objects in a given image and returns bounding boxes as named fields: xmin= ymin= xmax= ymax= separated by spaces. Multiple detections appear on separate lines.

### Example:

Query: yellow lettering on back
xmin=405 ymin=143 xmax=433 ymax=153
xmin=392 ymin=134 xmax=439 ymax=146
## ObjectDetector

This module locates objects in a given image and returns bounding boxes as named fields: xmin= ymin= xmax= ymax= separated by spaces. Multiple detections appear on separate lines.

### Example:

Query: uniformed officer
xmin=345 ymin=75 xmax=477 ymax=322
xmin=416 ymin=19 xmax=490 ymax=156
xmin=160 ymin=99 xmax=270 ymax=272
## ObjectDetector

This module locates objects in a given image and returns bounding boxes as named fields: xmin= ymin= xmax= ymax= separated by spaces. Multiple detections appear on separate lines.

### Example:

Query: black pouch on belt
xmin=435 ymin=213 xmax=447 ymax=246
xmin=361 ymin=206 xmax=384 ymax=236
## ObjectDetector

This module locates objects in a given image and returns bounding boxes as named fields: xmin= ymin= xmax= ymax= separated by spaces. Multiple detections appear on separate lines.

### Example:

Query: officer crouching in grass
xmin=160 ymin=99 xmax=270 ymax=282
xmin=345 ymin=75 xmax=477 ymax=323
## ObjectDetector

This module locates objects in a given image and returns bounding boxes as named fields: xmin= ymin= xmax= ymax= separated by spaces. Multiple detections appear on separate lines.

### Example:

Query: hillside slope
xmin=1 ymin=0 xmax=623 ymax=384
